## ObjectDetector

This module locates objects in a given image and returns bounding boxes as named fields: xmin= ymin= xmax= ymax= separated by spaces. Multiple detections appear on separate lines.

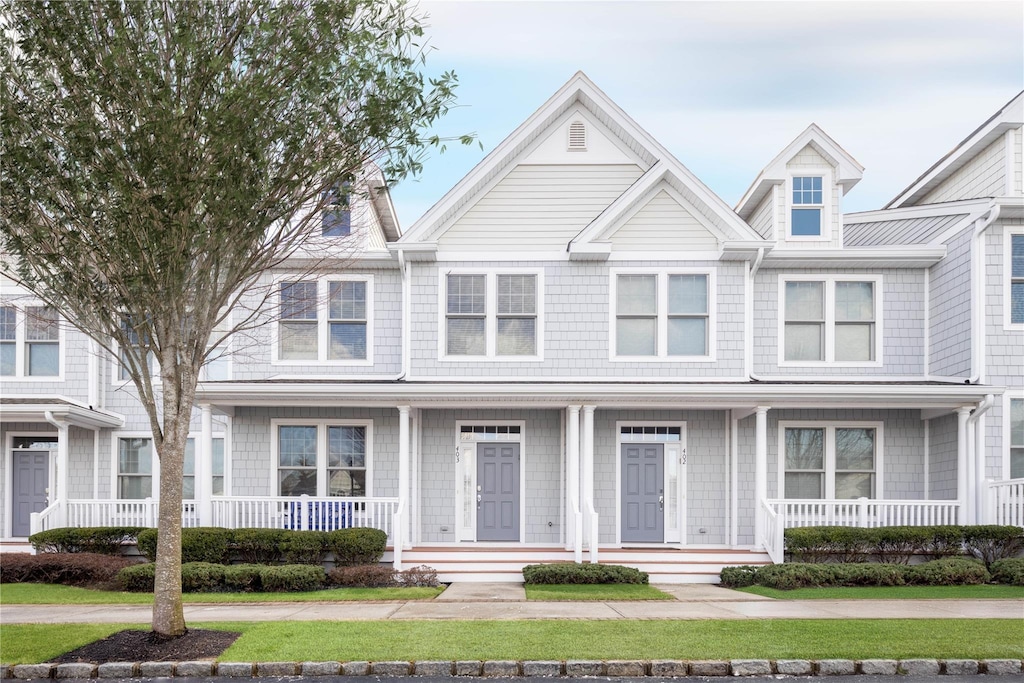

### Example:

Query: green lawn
xmin=0 ymin=583 xmax=443 ymax=605
xmin=736 ymin=584 xmax=1024 ymax=600
xmin=1 ymin=620 xmax=1021 ymax=664
xmin=525 ymin=584 xmax=673 ymax=600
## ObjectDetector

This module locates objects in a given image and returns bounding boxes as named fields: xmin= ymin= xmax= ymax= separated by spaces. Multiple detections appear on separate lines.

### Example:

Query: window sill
xmin=440 ymin=355 xmax=545 ymax=363
xmin=778 ymin=360 xmax=884 ymax=369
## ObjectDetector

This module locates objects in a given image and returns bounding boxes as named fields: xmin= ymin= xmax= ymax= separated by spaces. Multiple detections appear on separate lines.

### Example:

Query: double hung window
xmin=117 ymin=435 xmax=226 ymax=499
xmin=790 ymin=176 xmax=824 ymax=237
xmin=321 ymin=184 xmax=351 ymax=237
xmin=118 ymin=317 xmax=156 ymax=381
xmin=1010 ymin=234 xmax=1024 ymax=326
xmin=1011 ymin=398 xmax=1024 ymax=479
xmin=278 ymin=277 xmax=371 ymax=362
xmin=0 ymin=305 xmax=60 ymax=377
xmin=445 ymin=272 xmax=539 ymax=358
xmin=613 ymin=272 xmax=711 ymax=358
xmin=183 ymin=437 xmax=227 ymax=498
xmin=277 ymin=423 xmax=369 ymax=497
xmin=783 ymin=424 xmax=880 ymax=499
xmin=782 ymin=276 xmax=879 ymax=364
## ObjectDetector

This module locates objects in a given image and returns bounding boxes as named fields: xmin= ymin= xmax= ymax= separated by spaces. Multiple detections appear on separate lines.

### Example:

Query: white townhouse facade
xmin=2 ymin=74 xmax=1022 ymax=582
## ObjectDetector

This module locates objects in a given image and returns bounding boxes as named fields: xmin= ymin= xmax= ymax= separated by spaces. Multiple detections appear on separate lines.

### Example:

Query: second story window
xmin=444 ymin=272 xmax=540 ymax=358
xmin=613 ymin=272 xmax=711 ymax=358
xmin=321 ymin=184 xmax=351 ymax=237
xmin=782 ymin=276 xmax=879 ymax=365
xmin=1011 ymin=233 xmax=1023 ymax=325
xmin=791 ymin=176 xmax=823 ymax=237
xmin=277 ymin=277 xmax=371 ymax=363
xmin=1 ymin=305 xmax=60 ymax=378
xmin=118 ymin=317 xmax=156 ymax=381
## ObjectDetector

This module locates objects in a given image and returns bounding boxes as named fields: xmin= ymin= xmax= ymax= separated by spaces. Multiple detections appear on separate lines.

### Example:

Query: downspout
xmin=968 ymin=204 xmax=1000 ymax=384
xmin=967 ymin=394 xmax=995 ymax=524
xmin=747 ymin=248 xmax=768 ymax=382
xmin=396 ymin=250 xmax=409 ymax=382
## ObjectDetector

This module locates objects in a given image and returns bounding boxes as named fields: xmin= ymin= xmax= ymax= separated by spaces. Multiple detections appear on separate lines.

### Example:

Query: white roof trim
xmin=0 ymin=396 xmax=124 ymax=429
xmin=844 ymin=197 xmax=992 ymax=223
xmin=886 ymin=92 xmax=1023 ymax=209
xmin=736 ymin=123 xmax=865 ymax=220
xmin=760 ymin=245 xmax=947 ymax=269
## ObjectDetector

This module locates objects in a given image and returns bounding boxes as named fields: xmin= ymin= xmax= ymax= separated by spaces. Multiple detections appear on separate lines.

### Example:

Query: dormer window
xmin=791 ymin=176 xmax=823 ymax=236
xmin=322 ymin=184 xmax=351 ymax=237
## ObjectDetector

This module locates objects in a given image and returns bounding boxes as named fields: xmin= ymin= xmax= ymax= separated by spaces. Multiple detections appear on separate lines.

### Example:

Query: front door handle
xmin=659 ymin=495 xmax=664 ymax=510
xmin=477 ymin=493 xmax=482 ymax=508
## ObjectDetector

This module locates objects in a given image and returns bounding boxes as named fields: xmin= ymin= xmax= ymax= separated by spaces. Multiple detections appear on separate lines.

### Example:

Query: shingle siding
xmin=928 ymin=414 xmax=958 ymax=501
xmin=921 ymin=137 xmax=1007 ymax=204
xmin=929 ymin=227 xmax=973 ymax=377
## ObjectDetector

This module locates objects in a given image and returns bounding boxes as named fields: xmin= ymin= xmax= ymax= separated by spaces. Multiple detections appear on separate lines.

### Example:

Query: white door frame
xmin=5 ymin=431 xmax=58 ymax=538
xmin=614 ymin=421 xmax=687 ymax=546
xmin=454 ymin=420 xmax=526 ymax=543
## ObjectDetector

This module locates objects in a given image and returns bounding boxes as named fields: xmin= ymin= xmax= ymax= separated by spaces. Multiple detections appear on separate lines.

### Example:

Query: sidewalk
xmin=1 ymin=583 xmax=1020 ymax=624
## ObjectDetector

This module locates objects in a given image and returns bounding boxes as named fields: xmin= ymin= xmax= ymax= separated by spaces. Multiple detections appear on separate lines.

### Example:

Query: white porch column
xmin=44 ymin=412 xmax=69 ymax=527
xmin=398 ymin=405 xmax=411 ymax=552
xmin=956 ymin=407 xmax=971 ymax=524
xmin=566 ymin=405 xmax=582 ymax=562
xmin=581 ymin=405 xmax=597 ymax=563
xmin=753 ymin=406 xmax=769 ymax=549
xmin=198 ymin=404 xmax=214 ymax=526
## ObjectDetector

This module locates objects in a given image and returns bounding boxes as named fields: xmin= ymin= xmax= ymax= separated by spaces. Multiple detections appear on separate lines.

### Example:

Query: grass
xmin=735 ymin=584 xmax=1024 ymax=600
xmin=2 ymin=619 xmax=1021 ymax=664
xmin=0 ymin=583 xmax=443 ymax=605
xmin=525 ymin=583 xmax=673 ymax=600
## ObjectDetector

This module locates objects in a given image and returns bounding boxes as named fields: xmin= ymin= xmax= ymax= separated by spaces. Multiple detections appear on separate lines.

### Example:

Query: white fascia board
xmin=388 ymin=242 xmax=437 ymax=261
xmin=886 ymin=93 xmax=1023 ymax=209
xmin=0 ymin=401 xmax=125 ymax=429
xmin=720 ymin=241 xmax=775 ymax=261
xmin=760 ymin=245 xmax=947 ymax=268
xmin=567 ymin=242 xmax=612 ymax=261
xmin=195 ymin=381 xmax=999 ymax=409
xmin=843 ymin=198 xmax=992 ymax=223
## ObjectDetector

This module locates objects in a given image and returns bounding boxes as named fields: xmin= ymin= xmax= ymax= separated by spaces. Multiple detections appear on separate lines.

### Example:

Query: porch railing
xmin=759 ymin=499 xmax=783 ymax=564
xmin=31 ymin=496 xmax=398 ymax=544
xmin=985 ymin=478 xmax=1024 ymax=527
xmin=769 ymin=498 xmax=961 ymax=529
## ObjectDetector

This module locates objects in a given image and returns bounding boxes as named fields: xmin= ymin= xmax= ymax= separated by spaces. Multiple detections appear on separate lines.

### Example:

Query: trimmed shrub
xmin=29 ymin=527 xmax=144 ymax=555
xmin=0 ymin=552 xmax=136 ymax=586
xmin=990 ymin=558 xmax=1024 ymax=586
xmin=719 ymin=565 xmax=759 ymax=588
xmin=328 ymin=563 xmax=397 ymax=588
xmin=522 ymin=563 xmax=648 ymax=585
xmin=873 ymin=526 xmax=933 ymax=565
xmin=961 ymin=525 xmax=1024 ymax=567
xmin=923 ymin=525 xmax=965 ymax=560
xmin=908 ymin=558 xmax=990 ymax=586
xmin=231 ymin=528 xmax=286 ymax=565
xmin=754 ymin=563 xmax=836 ymax=590
xmin=281 ymin=531 xmax=326 ymax=565
xmin=136 ymin=527 xmax=232 ymax=564
xmin=181 ymin=562 xmax=227 ymax=593
xmin=223 ymin=564 xmax=264 ymax=592
xmin=259 ymin=564 xmax=325 ymax=592
xmin=784 ymin=526 xmax=872 ymax=563
xmin=827 ymin=562 xmax=909 ymax=586
xmin=399 ymin=564 xmax=440 ymax=588
xmin=325 ymin=528 xmax=388 ymax=566
xmin=117 ymin=562 xmax=156 ymax=592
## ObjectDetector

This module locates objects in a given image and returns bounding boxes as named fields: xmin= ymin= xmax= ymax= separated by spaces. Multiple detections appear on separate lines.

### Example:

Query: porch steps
xmin=0 ymin=541 xmax=33 ymax=554
xmin=397 ymin=546 xmax=771 ymax=584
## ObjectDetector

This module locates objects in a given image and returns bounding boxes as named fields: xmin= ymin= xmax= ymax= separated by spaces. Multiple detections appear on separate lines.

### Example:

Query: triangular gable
xmin=736 ymin=123 xmax=864 ymax=220
xmin=886 ymin=91 xmax=1023 ymax=209
xmin=398 ymin=72 xmax=756 ymax=254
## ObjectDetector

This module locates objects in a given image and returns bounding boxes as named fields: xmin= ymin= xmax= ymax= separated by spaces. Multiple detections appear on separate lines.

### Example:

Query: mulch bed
xmin=51 ymin=629 xmax=240 ymax=664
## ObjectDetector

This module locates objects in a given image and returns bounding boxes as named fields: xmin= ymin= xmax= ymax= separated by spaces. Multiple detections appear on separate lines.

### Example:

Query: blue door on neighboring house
xmin=477 ymin=443 xmax=520 ymax=541
xmin=621 ymin=443 xmax=664 ymax=543
xmin=12 ymin=450 xmax=49 ymax=537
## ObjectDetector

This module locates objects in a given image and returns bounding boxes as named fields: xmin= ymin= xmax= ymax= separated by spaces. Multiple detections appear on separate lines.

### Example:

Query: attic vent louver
xmin=568 ymin=121 xmax=587 ymax=151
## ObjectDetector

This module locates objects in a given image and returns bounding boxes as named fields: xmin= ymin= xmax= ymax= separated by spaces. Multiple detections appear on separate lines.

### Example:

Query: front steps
xmin=397 ymin=546 xmax=771 ymax=583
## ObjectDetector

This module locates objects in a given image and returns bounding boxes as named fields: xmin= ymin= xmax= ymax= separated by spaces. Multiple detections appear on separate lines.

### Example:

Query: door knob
xmin=658 ymin=495 xmax=664 ymax=510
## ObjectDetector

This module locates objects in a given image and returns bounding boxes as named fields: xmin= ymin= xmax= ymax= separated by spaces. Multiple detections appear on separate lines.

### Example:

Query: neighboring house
xmin=2 ymin=73 xmax=1021 ymax=582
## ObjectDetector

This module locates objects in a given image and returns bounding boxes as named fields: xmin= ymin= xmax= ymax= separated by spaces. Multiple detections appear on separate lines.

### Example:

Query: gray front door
xmin=477 ymin=443 xmax=520 ymax=541
xmin=12 ymin=451 xmax=49 ymax=537
xmin=621 ymin=443 xmax=664 ymax=543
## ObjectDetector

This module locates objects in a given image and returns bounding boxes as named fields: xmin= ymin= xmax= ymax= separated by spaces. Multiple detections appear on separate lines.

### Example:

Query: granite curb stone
xmin=11 ymin=665 xmax=54 ymax=680
xmin=899 ymin=659 xmax=940 ymax=676
xmin=137 ymin=662 xmax=173 ymax=678
xmin=369 ymin=661 xmax=412 ymax=676
xmin=649 ymin=660 xmax=688 ymax=677
xmin=415 ymin=661 xmax=455 ymax=676
xmin=340 ymin=661 xmax=369 ymax=676
xmin=301 ymin=661 xmax=341 ymax=676
xmin=256 ymin=662 xmax=298 ymax=677
xmin=175 ymin=662 xmax=213 ymax=677
xmin=54 ymin=664 xmax=95 ymax=679
xmin=689 ymin=660 xmax=730 ymax=676
xmin=521 ymin=661 xmax=562 ymax=677
xmin=455 ymin=661 xmax=482 ymax=676
xmin=858 ymin=659 xmax=897 ymax=675
xmin=481 ymin=661 xmax=519 ymax=677
xmin=730 ymin=659 xmax=771 ymax=676
xmin=96 ymin=663 xmax=136 ymax=679
xmin=605 ymin=660 xmax=645 ymax=676
xmin=565 ymin=660 xmax=603 ymax=676
xmin=816 ymin=659 xmax=856 ymax=676
xmin=945 ymin=660 xmax=980 ymax=675
xmin=216 ymin=663 xmax=253 ymax=677
xmin=775 ymin=660 xmax=812 ymax=675
xmin=984 ymin=659 xmax=1023 ymax=675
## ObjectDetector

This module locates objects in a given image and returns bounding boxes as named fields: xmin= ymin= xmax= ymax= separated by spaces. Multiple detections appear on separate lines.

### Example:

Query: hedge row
xmin=785 ymin=525 xmax=1024 ymax=566
xmin=116 ymin=561 xmax=439 ymax=592
xmin=31 ymin=526 xmax=388 ymax=567
xmin=719 ymin=557 xmax=1024 ymax=589
xmin=0 ymin=553 xmax=136 ymax=586
xmin=522 ymin=563 xmax=648 ymax=585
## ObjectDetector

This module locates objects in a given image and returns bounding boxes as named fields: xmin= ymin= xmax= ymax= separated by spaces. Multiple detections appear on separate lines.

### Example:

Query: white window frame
xmin=454 ymin=420 xmax=526 ymax=543
xmin=183 ymin=432 xmax=229 ymax=499
xmin=778 ymin=274 xmax=883 ymax=368
xmin=112 ymin=315 xmax=160 ymax=386
xmin=1004 ymin=392 xmax=1024 ymax=480
xmin=272 ymin=274 xmax=374 ymax=366
xmin=438 ymin=268 xmax=544 ymax=361
xmin=270 ymin=419 xmax=373 ymax=498
xmin=111 ymin=433 xmax=157 ymax=500
xmin=777 ymin=421 xmax=885 ymax=500
xmin=0 ymin=302 xmax=65 ymax=381
xmin=609 ymin=268 xmax=716 ymax=361
xmin=786 ymin=169 xmax=832 ymax=242
xmin=1004 ymin=228 xmax=1024 ymax=330
xmin=614 ymin=421 xmax=687 ymax=545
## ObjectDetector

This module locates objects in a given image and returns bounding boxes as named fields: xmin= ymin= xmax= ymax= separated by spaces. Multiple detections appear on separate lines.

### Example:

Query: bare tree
xmin=1 ymin=0 xmax=469 ymax=638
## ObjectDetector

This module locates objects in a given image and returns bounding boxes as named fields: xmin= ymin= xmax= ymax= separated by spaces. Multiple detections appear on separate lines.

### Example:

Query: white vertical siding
xmin=609 ymin=190 xmax=719 ymax=250
xmin=439 ymin=164 xmax=644 ymax=251
xmin=921 ymin=137 xmax=1007 ymax=204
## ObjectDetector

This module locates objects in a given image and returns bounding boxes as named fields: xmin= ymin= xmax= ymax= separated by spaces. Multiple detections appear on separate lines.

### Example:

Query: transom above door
xmin=617 ymin=423 xmax=686 ymax=545
xmin=455 ymin=423 xmax=524 ymax=542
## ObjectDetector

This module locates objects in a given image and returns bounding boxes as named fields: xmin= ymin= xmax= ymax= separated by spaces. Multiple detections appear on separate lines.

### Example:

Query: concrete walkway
xmin=1 ymin=583 xmax=1021 ymax=624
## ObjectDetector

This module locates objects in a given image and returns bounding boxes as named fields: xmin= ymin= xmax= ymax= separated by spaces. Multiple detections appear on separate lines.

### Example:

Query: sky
xmin=387 ymin=0 xmax=1024 ymax=230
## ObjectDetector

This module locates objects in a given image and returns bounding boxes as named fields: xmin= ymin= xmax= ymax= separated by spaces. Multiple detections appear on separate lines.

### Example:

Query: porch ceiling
xmin=196 ymin=381 xmax=999 ymax=413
